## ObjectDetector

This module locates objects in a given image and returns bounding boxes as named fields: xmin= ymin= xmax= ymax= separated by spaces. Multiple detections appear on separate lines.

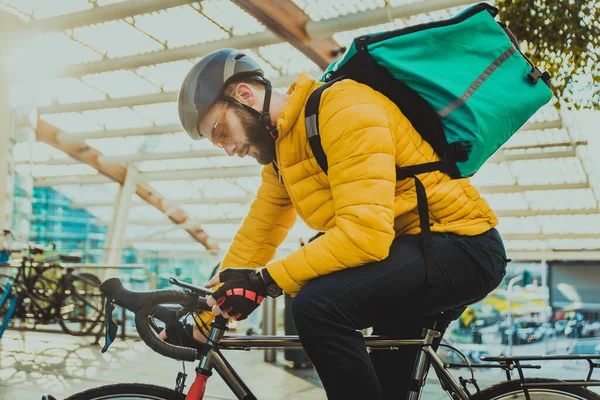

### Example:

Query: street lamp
xmin=507 ymin=275 xmax=523 ymax=355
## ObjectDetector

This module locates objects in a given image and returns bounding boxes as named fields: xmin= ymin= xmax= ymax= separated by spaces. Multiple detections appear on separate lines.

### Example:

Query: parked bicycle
xmin=0 ymin=230 xmax=105 ymax=338
xmin=46 ymin=276 xmax=600 ymax=400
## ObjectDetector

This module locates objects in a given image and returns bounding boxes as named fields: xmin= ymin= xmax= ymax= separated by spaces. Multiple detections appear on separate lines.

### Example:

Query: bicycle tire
xmin=471 ymin=378 xmax=600 ymax=399
xmin=58 ymin=274 xmax=105 ymax=336
xmin=64 ymin=383 xmax=186 ymax=400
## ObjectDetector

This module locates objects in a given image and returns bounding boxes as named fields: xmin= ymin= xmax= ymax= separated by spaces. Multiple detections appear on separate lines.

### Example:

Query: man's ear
xmin=235 ymin=83 xmax=256 ymax=107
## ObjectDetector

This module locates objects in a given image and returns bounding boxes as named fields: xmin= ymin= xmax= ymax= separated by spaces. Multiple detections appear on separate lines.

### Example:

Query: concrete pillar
xmin=0 ymin=63 xmax=14 ymax=248
xmin=103 ymin=165 xmax=138 ymax=269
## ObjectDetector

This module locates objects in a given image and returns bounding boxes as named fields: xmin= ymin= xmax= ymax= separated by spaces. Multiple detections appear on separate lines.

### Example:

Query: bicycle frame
xmin=0 ymin=278 xmax=19 ymax=337
xmin=187 ymin=319 xmax=470 ymax=400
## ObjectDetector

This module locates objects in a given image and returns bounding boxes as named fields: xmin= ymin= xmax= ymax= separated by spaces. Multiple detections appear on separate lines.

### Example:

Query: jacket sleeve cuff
xmin=266 ymin=260 xmax=302 ymax=296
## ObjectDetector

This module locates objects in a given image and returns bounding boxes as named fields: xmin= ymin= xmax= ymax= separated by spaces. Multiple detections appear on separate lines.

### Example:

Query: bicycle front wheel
xmin=472 ymin=378 xmax=600 ymax=399
xmin=64 ymin=383 xmax=185 ymax=400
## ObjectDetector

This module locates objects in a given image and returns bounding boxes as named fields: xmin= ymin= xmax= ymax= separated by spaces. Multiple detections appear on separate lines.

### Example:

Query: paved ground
xmin=1 ymin=329 xmax=598 ymax=399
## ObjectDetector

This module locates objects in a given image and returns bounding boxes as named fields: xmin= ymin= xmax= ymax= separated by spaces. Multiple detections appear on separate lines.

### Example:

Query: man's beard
xmin=236 ymin=106 xmax=276 ymax=165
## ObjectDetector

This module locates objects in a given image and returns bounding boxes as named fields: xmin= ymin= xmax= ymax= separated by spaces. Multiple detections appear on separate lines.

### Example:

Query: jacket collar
xmin=276 ymin=73 xmax=321 ymax=141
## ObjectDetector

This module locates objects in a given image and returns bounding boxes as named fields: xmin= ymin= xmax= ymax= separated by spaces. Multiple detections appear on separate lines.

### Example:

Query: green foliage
xmin=495 ymin=0 xmax=599 ymax=109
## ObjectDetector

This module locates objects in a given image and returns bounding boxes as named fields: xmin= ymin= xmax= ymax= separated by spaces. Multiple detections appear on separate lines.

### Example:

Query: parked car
xmin=553 ymin=320 xmax=568 ymax=336
xmin=581 ymin=321 xmax=600 ymax=338
xmin=501 ymin=322 xmax=545 ymax=345
xmin=565 ymin=320 xmax=584 ymax=338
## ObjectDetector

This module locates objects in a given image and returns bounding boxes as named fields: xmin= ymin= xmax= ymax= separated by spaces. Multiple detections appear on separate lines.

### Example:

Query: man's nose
xmin=223 ymin=144 xmax=237 ymax=156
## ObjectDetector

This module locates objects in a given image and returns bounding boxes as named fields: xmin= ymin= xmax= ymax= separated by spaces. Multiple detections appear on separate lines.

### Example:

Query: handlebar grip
xmin=132 ymin=290 xmax=198 ymax=362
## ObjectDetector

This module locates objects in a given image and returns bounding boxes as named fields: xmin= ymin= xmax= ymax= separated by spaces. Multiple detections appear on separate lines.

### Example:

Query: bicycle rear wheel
xmin=472 ymin=378 xmax=600 ymax=399
xmin=58 ymin=274 xmax=105 ymax=336
xmin=64 ymin=383 xmax=185 ymax=400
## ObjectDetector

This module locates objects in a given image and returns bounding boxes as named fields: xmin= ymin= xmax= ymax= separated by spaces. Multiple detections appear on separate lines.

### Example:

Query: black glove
xmin=211 ymin=268 xmax=267 ymax=321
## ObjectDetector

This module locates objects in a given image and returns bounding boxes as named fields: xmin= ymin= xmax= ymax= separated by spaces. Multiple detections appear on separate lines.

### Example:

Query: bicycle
xmin=48 ymin=276 xmax=600 ymax=400
xmin=0 ymin=230 xmax=105 ymax=338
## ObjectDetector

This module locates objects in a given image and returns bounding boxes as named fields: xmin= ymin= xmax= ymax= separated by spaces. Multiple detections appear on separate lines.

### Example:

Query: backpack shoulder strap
xmin=305 ymin=76 xmax=347 ymax=175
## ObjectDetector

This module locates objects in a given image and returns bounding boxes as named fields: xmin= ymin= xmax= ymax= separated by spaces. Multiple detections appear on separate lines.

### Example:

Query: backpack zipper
xmin=364 ymin=3 xmax=497 ymax=46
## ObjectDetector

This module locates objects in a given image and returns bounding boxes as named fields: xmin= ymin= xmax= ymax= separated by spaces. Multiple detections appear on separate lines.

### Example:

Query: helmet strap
xmin=220 ymin=79 xmax=278 ymax=141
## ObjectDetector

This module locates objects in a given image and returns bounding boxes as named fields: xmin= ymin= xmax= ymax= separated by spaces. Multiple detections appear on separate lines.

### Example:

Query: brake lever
xmin=169 ymin=277 xmax=213 ymax=297
xmin=101 ymin=298 xmax=118 ymax=353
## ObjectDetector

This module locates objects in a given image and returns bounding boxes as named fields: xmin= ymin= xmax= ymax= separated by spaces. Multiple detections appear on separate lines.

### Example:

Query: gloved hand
xmin=205 ymin=268 xmax=267 ymax=321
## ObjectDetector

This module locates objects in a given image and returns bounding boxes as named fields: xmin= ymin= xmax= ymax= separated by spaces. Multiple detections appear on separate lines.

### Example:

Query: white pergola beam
xmin=503 ymin=140 xmax=585 ymax=151
xmin=26 ymin=0 xmax=196 ymax=33
xmin=38 ymin=73 xmax=306 ymax=115
xmin=520 ymin=119 xmax=563 ymax=131
xmin=35 ymin=166 xmax=262 ymax=186
xmin=488 ymin=148 xmax=577 ymax=163
xmin=98 ymin=149 xmax=225 ymax=164
xmin=57 ymin=124 xmax=183 ymax=143
xmin=141 ymin=166 xmax=262 ymax=181
xmin=496 ymin=208 xmax=600 ymax=218
xmin=107 ymin=217 xmax=244 ymax=226
xmin=71 ymin=196 xmax=255 ymax=208
xmin=59 ymin=31 xmax=280 ymax=79
xmin=477 ymin=182 xmax=588 ymax=194
xmin=15 ymin=157 xmax=80 ymax=166
xmin=35 ymin=174 xmax=114 ymax=187
xmin=129 ymin=237 xmax=303 ymax=245
xmin=39 ymin=92 xmax=178 ymax=115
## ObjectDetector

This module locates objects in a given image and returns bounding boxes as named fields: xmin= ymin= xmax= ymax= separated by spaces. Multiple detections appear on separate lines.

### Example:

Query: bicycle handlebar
xmin=3 ymin=229 xmax=51 ymax=256
xmin=134 ymin=291 xmax=200 ymax=362
xmin=101 ymin=278 xmax=212 ymax=362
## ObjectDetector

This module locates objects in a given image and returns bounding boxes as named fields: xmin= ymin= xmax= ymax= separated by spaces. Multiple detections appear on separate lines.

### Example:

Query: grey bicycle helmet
xmin=178 ymin=48 xmax=271 ymax=140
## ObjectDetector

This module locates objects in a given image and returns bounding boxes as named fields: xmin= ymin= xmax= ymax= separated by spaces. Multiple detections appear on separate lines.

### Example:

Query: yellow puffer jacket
xmin=221 ymin=73 xmax=497 ymax=296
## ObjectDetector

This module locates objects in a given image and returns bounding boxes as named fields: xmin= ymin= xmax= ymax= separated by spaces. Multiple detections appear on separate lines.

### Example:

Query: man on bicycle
xmin=174 ymin=48 xmax=507 ymax=400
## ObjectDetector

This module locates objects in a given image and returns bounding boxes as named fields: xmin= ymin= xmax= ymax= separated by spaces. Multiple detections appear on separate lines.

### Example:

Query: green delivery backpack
xmin=304 ymin=2 xmax=553 ymax=285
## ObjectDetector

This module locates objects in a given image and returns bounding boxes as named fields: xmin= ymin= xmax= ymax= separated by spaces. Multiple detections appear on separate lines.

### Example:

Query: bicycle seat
xmin=59 ymin=254 xmax=82 ymax=263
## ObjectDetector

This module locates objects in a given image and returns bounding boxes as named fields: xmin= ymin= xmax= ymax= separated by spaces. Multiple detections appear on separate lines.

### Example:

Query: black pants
xmin=292 ymin=228 xmax=507 ymax=400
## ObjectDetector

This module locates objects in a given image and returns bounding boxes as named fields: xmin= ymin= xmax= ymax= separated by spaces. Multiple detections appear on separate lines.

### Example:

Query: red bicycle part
xmin=185 ymin=372 xmax=208 ymax=400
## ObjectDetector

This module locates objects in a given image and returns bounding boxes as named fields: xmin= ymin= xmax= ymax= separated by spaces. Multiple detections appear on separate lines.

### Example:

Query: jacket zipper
xmin=274 ymin=160 xmax=282 ymax=184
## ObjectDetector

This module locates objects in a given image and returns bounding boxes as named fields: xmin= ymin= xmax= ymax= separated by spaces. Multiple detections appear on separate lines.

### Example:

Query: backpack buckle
xmin=528 ymin=68 xmax=551 ymax=86
xmin=449 ymin=142 xmax=471 ymax=162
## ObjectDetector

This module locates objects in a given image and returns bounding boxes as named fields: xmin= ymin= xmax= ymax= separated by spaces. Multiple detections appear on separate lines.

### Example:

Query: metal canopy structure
xmin=3 ymin=0 xmax=598 ymax=259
